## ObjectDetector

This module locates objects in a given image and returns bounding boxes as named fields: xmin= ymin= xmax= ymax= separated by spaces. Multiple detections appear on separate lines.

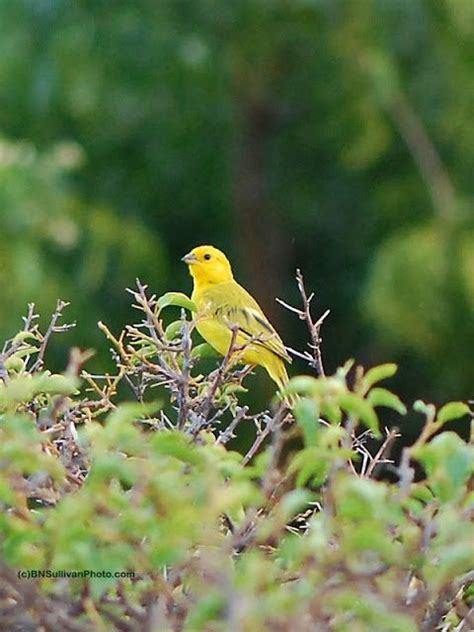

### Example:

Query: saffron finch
xmin=182 ymin=245 xmax=291 ymax=396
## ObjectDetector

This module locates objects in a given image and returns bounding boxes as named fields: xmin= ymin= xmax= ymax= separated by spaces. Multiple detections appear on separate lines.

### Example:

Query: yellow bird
xmin=182 ymin=245 xmax=292 ymax=396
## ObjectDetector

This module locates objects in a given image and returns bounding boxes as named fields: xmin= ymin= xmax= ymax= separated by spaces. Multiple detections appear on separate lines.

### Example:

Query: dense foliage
xmin=0 ymin=286 xmax=472 ymax=631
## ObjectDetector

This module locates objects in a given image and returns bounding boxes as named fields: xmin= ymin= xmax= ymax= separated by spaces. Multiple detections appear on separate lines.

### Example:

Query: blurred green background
xmin=0 ymin=0 xmax=473 ymax=423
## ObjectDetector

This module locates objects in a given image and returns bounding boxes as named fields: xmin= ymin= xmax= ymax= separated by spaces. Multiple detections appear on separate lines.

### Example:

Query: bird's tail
xmin=268 ymin=359 xmax=299 ymax=409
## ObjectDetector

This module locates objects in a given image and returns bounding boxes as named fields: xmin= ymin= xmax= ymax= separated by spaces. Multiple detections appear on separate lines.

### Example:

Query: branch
xmin=363 ymin=427 xmax=400 ymax=478
xmin=30 ymin=300 xmax=75 ymax=373
xmin=197 ymin=325 xmax=240 ymax=419
xmin=356 ymin=51 xmax=459 ymax=224
xmin=0 ymin=303 xmax=38 ymax=381
xmin=217 ymin=406 xmax=249 ymax=445
xmin=386 ymin=91 xmax=458 ymax=223
xmin=277 ymin=269 xmax=329 ymax=377
xmin=242 ymin=404 xmax=287 ymax=466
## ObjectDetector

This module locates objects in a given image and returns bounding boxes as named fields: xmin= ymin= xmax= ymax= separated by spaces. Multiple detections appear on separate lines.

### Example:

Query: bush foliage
xmin=0 ymin=283 xmax=472 ymax=631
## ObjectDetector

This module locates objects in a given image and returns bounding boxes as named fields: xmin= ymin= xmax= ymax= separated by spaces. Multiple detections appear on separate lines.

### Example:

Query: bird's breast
xmin=195 ymin=316 xmax=234 ymax=357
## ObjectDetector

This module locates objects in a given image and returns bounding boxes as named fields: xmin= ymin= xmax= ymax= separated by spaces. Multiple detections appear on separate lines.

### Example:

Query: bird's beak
xmin=181 ymin=252 xmax=199 ymax=264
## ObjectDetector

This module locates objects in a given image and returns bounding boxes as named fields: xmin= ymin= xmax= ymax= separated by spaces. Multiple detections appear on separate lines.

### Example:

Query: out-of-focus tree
xmin=0 ymin=137 xmax=167 ymax=357
xmin=0 ymin=0 xmax=472 ymax=406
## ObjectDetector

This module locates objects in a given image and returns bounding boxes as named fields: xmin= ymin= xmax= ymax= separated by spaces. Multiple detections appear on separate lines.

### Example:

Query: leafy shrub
xmin=0 ymin=282 xmax=472 ymax=631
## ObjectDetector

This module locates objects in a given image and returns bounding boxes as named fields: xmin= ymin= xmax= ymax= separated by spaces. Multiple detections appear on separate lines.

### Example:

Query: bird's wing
xmin=201 ymin=282 xmax=291 ymax=363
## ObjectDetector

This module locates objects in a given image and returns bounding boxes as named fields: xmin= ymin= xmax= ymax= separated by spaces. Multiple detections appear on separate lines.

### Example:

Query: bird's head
xmin=181 ymin=245 xmax=234 ymax=285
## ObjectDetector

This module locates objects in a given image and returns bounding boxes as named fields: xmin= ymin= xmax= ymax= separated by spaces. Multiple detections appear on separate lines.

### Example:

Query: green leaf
xmin=294 ymin=398 xmax=319 ymax=447
xmin=364 ymin=363 xmax=398 ymax=389
xmin=413 ymin=400 xmax=436 ymax=417
xmin=284 ymin=375 xmax=320 ymax=396
xmin=157 ymin=292 xmax=196 ymax=313
xmin=12 ymin=330 xmax=39 ymax=344
xmin=0 ymin=372 xmax=79 ymax=409
xmin=335 ymin=477 xmax=396 ymax=522
xmin=336 ymin=358 xmax=355 ymax=378
xmin=415 ymin=432 xmax=474 ymax=502
xmin=0 ymin=375 xmax=37 ymax=408
xmin=37 ymin=373 xmax=79 ymax=396
xmin=410 ymin=483 xmax=434 ymax=504
xmin=367 ymin=387 xmax=407 ymax=415
xmin=191 ymin=342 xmax=219 ymax=360
xmin=223 ymin=384 xmax=248 ymax=395
xmin=284 ymin=375 xmax=344 ymax=399
xmin=89 ymin=401 xmax=161 ymax=453
xmin=0 ymin=479 xmax=17 ymax=505
xmin=279 ymin=489 xmax=313 ymax=517
xmin=107 ymin=401 xmax=161 ymax=426
xmin=338 ymin=392 xmax=380 ymax=436
xmin=317 ymin=425 xmax=348 ymax=449
xmin=164 ymin=320 xmax=183 ymax=340
xmin=3 ymin=355 xmax=26 ymax=372
xmin=288 ymin=444 xmax=353 ymax=488
xmin=0 ymin=414 xmax=41 ymax=439
xmin=88 ymin=453 xmax=137 ymax=487
xmin=151 ymin=431 xmax=203 ymax=466
xmin=320 ymin=400 xmax=342 ymax=424
xmin=186 ymin=592 xmax=225 ymax=630
xmin=436 ymin=401 xmax=470 ymax=425
xmin=8 ymin=345 xmax=40 ymax=359
xmin=290 ymin=448 xmax=330 ymax=488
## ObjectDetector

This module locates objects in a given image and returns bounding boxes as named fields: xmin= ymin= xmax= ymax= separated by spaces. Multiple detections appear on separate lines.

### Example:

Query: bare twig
xmin=397 ymin=447 xmax=415 ymax=499
xmin=386 ymin=91 xmax=458 ymax=223
xmin=356 ymin=51 xmax=458 ymax=224
xmin=277 ymin=269 xmax=329 ymax=376
xmin=217 ymin=406 xmax=249 ymax=445
xmin=242 ymin=404 xmax=287 ymax=466
xmin=198 ymin=325 xmax=240 ymax=419
xmin=176 ymin=316 xmax=193 ymax=430
xmin=0 ymin=303 xmax=38 ymax=381
xmin=363 ymin=427 xmax=400 ymax=478
xmin=30 ymin=300 xmax=75 ymax=372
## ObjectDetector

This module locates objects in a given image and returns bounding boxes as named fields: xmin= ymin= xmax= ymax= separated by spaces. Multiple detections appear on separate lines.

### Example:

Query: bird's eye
xmin=204 ymin=254 xmax=211 ymax=261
